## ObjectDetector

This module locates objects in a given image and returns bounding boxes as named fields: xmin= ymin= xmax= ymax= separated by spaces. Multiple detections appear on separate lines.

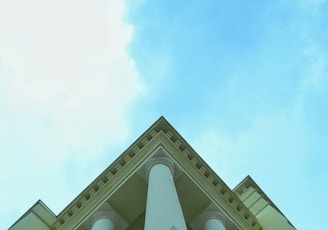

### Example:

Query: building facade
xmin=9 ymin=117 xmax=296 ymax=230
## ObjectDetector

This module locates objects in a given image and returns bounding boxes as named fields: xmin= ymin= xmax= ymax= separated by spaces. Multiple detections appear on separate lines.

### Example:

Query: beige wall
xmin=257 ymin=205 xmax=295 ymax=230
xmin=10 ymin=212 xmax=50 ymax=230
xmin=237 ymin=185 xmax=295 ymax=230
xmin=9 ymin=201 xmax=55 ymax=230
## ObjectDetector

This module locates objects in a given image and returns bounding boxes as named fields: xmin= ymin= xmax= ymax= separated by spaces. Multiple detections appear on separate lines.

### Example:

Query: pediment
xmin=52 ymin=117 xmax=262 ymax=230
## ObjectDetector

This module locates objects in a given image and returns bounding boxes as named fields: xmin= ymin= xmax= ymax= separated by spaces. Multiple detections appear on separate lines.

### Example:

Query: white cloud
xmin=300 ymin=40 xmax=327 ymax=92
xmin=297 ymin=0 xmax=328 ymax=14
xmin=192 ymin=107 xmax=308 ymax=187
xmin=0 ymin=0 xmax=143 ymax=228
xmin=192 ymin=130 xmax=237 ymax=184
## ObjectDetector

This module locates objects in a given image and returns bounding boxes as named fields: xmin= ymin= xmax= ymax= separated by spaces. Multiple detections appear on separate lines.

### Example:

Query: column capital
xmin=138 ymin=146 xmax=181 ymax=181
xmin=190 ymin=204 xmax=229 ymax=230
xmin=145 ymin=155 xmax=175 ymax=176
xmin=85 ymin=204 xmax=128 ymax=230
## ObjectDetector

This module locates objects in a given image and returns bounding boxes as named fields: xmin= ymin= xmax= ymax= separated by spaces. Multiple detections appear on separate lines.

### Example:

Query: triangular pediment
xmin=52 ymin=117 xmax=262 ymax=230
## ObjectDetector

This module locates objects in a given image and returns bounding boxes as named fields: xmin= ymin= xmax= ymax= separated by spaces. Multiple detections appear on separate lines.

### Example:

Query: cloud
xmin=0 ymin=0 xmax=143 ymax=228
xmin=192 ymin=108 xmax=307 ymax=185
xmin=298 ymin=0 xmax=328 ymax=13
xmin=300 ymin=40 xmax=327 ymax=91
xmin=191 ymin=38 xmax=328 ymax=226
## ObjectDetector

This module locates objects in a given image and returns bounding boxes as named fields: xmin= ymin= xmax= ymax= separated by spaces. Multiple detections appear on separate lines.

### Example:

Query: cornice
xmin=233 ymin=176 xmax=277 ymax=210
xmin=156 ymin=130 xmax=262 ymax=230
xmin=52 ymin=119 xmax=164 ymax=229
xmin=233 ymin=176 xmax=295 ymax=229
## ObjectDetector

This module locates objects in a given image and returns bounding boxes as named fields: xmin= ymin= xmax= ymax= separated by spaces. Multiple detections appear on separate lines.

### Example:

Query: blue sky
xmin=0 ymin=0 xmax=327 ymax=229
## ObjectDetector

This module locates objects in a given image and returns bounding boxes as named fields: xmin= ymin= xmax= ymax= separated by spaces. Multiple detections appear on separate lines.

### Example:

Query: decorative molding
xmin=138 ymin=145 xmax=182 ymax=182
xmin=190 ymin=203 xmax=229 ymax=229
xmin=84 ymin=203 xmax=128 ymax=230
xmin=145 ymin=150 xmax=175 ymax=177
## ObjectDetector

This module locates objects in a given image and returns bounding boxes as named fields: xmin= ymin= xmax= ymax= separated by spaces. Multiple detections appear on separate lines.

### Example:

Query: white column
xmin=204 ymin=218 xmax=226 ymax=230
xmin=89 ymin=205 xmax=128 ymax=230
xmin=91 ymin=211 xmax=115 ymax=230
xmin=144 ymin=157 xmax=187 ymax=230
xmin=190 ymin=204 xmax=227 ymax=230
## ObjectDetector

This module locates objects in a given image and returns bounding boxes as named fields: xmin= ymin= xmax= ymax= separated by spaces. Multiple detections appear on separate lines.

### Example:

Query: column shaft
xmin=145 ymin=163 xmax=187 ymax=230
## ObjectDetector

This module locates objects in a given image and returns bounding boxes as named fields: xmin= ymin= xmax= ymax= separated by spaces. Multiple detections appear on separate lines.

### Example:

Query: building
xmin=9 ymin=117 xmax=296 ymax=230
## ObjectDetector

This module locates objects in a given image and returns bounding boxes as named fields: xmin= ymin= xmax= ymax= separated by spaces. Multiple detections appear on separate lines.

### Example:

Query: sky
xmin=0 ymin=0 xmax=327 ymax=229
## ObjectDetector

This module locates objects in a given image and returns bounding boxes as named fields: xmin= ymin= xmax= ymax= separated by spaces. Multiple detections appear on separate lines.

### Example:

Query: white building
xmin=9 ymin=117 xmax=296 ymax=230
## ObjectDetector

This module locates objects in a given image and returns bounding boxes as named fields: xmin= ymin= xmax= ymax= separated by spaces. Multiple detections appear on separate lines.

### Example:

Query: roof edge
xmin=233 ymin=175 xmax=296 ymax=229
xmin=8 ymin=199 xmax=56 ymax=230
